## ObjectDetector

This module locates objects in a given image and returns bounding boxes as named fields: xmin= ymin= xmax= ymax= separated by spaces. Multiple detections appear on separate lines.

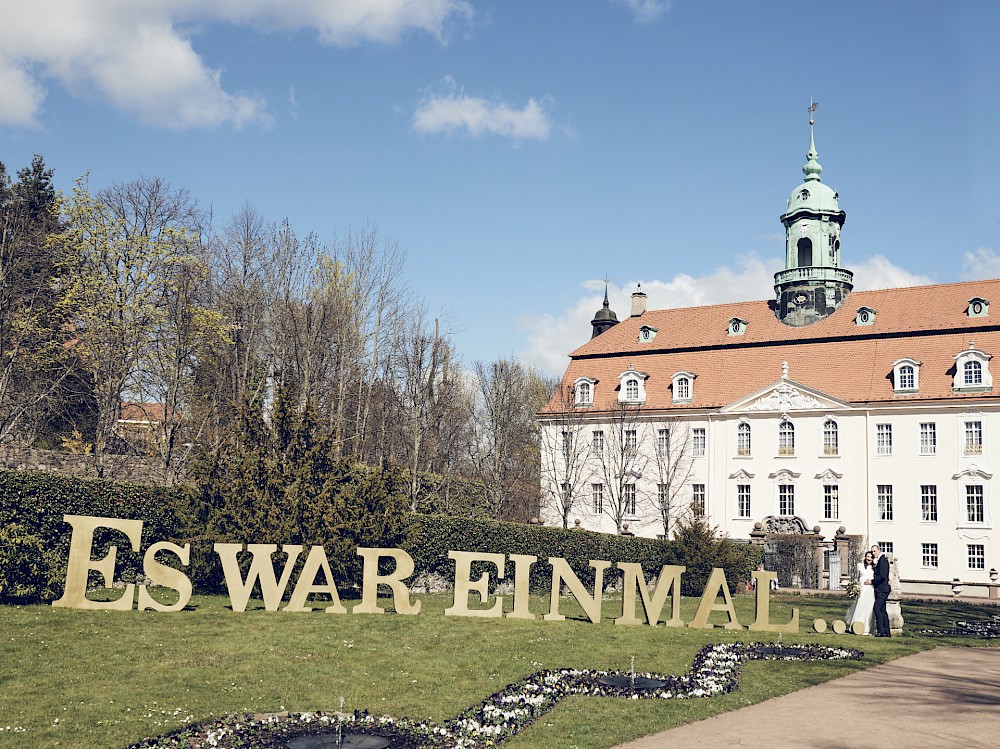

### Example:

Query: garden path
xmin=612 ymin=646 xmax=1000 ymax=749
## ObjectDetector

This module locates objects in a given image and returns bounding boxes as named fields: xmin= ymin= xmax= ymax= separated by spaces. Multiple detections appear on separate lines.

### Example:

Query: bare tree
xmin=592 ymin=402 xmax=649 ymax=533
xmin=647 ymin=418 xmax=695 ymax=538
xmin=539 ymin=383 xmax=594 ymax=528
xmin=467 ymin=358 xmax=550 ymax=521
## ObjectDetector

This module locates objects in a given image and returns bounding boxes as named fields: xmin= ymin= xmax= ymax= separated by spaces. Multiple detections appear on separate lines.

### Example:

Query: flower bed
xmin=126 ymin=643 xmax=862 ymax=749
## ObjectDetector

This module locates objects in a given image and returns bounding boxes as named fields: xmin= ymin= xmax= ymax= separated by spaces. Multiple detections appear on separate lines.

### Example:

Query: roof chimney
xmin=630 ymin=284 xmax=647 ymax=317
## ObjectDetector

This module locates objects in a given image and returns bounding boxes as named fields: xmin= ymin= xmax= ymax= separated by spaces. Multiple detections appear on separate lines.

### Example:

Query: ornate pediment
xmin=815 ymin=468 xmax=844 ymax=482
xmin=760 ymin=515 xmax=810 ymax=535
xmin=729 ymin=468 xmax=754 ymax=480
xmin=724 ymin=379 xmax=849 ymax=414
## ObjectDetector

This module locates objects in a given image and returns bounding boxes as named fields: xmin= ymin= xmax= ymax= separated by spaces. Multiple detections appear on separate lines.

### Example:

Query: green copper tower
xmin=773 ymin=119 xmax=853 ymax=325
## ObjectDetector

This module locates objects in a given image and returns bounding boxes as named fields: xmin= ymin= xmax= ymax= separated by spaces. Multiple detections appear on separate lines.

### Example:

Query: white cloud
xmin=961 ymin=247 xmax=1000 ymax=280
xmin=518 ymin=253 xmax=929 ymax=377
xmin=414 ymin=78 xmax=551 ymax=140
xmin=613 ymin=0 xmax=671 ymax=24
xmin=0 ymin=0 xmax=472 ymax=130
xmin=850 ymin=255 xmax=934 ymax=290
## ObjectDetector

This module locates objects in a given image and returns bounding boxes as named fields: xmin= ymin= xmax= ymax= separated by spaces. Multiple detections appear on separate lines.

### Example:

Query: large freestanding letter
xmin=214 ymin=544 xmax=304 ymax=612
xmin=353 ymin=548 xmax=420 ymax=615
xmin=543 ymin=557 xmax=611 ymax=623
xmin=52 ymin=514 xmax=143 ymax=610
xmin=688 ymin=568 xmax=742 ymax=629
xmin=615 ymin=563 xmax=685 ymax=627
xmin=137 ymin=541 xmax=192 ymax=612
xmin=445 ymin=550 xmax=505 ymax=618
xmin=748 ymin=569 xmax=799 ymax=633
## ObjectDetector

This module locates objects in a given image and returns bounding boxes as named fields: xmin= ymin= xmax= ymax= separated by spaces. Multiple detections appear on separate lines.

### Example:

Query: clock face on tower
xmin=798 ymin=220 xmax=810 ymax=235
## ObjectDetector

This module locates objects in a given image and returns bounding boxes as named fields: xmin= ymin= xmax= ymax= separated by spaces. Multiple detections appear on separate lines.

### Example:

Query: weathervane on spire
xmin=807 ymin=98 xmax=819 ymax=126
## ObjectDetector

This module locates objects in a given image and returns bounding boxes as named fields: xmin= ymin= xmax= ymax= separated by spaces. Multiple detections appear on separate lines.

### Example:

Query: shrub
xmin=667 ymin=518 xmax=755 ymax=597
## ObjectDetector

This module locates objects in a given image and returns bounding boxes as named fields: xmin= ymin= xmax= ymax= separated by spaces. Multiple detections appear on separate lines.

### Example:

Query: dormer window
xmin=617 ymin=369 xmax=648 ymax=404
xmin=574 ymin=377 xmax=597 ymax=406
xmin=968 ymin=297 xmax=990 ymax=318
xmin=671 ymin=371 xmax=695 ymax=403
xmin=954 ymin=344 xmax=993 ymax=392
xmin=638 ymin=325 xmax=658 ymax=343
xmin=855 ymin=306 xmax=877 ymax=326
xmin=892 ymin=358 xmax=921 ymax=393
xmin=728 ymin=317 xmax=748 ymax=336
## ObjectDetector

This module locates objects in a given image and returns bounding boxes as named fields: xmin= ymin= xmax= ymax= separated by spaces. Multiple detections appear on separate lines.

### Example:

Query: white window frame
xmin=624 ymin=483 xmax=638 ymax=517
xmin=877 ymin=541 xmax=894 ymax=556
xmin=656 ymin=428 xmax=670 ymax=457
xmin=778 ymin=484 xmax=795 ymax=516
xmin=617 ymin=369 xmax=648 ymax=404
xmin=968 ymin=544 xmax=986 ymax=570
xmin=954 ymin=467 xmax=993 ymax=530
xmin=736 ymin=420 xmax=751 ymax=457
xmin=591 ymin=430 xmax=604 ymax=456
xmin=919 ymin=422 xmax=937 ymax=455
xmin=891 ymin=357 xmax=920 ymax=393
xmin=877 ymin=484 xmax=894 ymax=522
xmin=625 ymin=428 xmax=638 ymax=451
xmin=921 ymin=485 xmax=938 ymax=523
xmin=875 ymin=423 xmax=893 ymax=456
xmin=966 ymin=484 xmax=986 ymax=524
xmin=822 ymin=417 xmax=839 ymax=456
xmin=692 ymin=427 xmax=706 ymax=458
xmin=574 ymin=377 xmax=597 ymax=406
xmin=922 ymin=542 xmax=939 ymax=569
xmin=823 ymin=484 xmax=839 ymax=520
xmin=672 ymin=371 xmax=695 ymax=403
xmin=591 ymin=483 xmax=604 ymax=514
xmin=692 ymin=483 xmax=706 ymax=517
xmin=954 ymin=346 xmax=993 ymax=392
xmin=737 ymin=484 xmax=751 ymax=518
xmin=778 ymin=419 xmax=795 ymax=456
xmin=964 ymin=419 xmax=984 ymax=456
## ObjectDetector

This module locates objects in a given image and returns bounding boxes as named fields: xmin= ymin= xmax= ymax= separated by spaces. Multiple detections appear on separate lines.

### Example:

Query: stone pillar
xmin=811 ymin=526 xmax=826 ymax=590
xmin=749 ymin=522 xmax=766 ymax=545
xmin=833 ymin=526 xmax=852 ymax=589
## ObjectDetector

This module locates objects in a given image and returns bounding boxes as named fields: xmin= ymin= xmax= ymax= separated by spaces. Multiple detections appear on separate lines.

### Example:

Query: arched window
xmin=797 ymin=238 xmax=812 ymax=267
xmin=737 ymin=422 xmax=751 ymax=456
xmin=625 ymin=378 xmax=639 ymax=401
xmin=823 ymin=419 xmax=839 ymax=456
xmin=778 ymin=420 xmax=795 ymax=456
xmin=676 ymin=377 xmax=690 ymax=400
xmin=576 ymin=381 xmax=591 ymax=405
xmin=965 ymin=360 xmax=983 ymax=386
xmin=899 ymin=365 xmax=914 ymax=390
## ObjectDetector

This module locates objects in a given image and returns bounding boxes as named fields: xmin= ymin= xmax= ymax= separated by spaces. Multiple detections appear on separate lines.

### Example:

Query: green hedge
xmin=0 ymin=471 xmax=760 ymax=604
xmin=0 ymin=471 xmax=187 ymax=602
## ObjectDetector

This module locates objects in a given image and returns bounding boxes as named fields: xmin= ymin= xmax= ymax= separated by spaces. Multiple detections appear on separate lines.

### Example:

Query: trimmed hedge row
xmin=406 ymin=515 xmax=678 ymax=591
xmin=0 ymin=470 xmax=760 ymax=604
xmin=0 ymin=471 xmax=187 ymax=602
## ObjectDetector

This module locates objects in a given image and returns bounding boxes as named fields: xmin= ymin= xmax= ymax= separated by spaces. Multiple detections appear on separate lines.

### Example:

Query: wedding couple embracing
xmin=845 ymin=544 xmax=891 ymax=637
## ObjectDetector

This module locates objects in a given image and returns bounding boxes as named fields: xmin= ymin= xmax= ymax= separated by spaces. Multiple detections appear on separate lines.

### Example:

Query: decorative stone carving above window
xmin=760 ymin=515 xmax=809 ymax=534
xmin=968 ymin=297 xmax=990 ymax=318
xmin=855 ymin=306 xmax=877 ymax=326
xmin=745 ymin=382 xmax=823 ymax=412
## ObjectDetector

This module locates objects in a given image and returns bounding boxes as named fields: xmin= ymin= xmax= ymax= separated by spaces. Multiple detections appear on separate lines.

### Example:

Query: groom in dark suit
xmin=871 ymin=544 xmax=891 ymax=637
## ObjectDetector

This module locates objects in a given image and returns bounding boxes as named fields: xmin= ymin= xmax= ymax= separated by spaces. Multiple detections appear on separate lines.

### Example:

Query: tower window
xmin=797 ymin=238 xmax=812 ymax=267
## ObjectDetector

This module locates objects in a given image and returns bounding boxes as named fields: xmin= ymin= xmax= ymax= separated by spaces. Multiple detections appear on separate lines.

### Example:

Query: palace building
xmin=538 ymin=125 xmax=999 ymax=596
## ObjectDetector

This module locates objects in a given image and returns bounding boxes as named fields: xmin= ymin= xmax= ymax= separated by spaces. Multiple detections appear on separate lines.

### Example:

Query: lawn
xmin=2 ymin=591 xmax=997 ymax=749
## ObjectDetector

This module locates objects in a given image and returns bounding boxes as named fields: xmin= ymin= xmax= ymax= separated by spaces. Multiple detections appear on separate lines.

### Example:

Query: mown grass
xmin=2 ymin=590 xmax=998 ymax=749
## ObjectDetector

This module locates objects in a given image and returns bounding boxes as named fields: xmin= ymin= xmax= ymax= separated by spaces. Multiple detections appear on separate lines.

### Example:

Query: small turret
xmin=774 ymin=108 xmax=854 ymax=326
xmin=591 ymin=281 xmax=619 ymax=338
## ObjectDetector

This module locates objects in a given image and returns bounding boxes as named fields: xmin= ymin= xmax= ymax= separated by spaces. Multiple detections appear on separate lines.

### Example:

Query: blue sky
xmin=2 ymin=1 xmax=999 ymax=376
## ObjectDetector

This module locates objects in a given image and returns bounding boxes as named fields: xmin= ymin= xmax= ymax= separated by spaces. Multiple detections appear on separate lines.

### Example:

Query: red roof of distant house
xmin=119 ymin=402 xmax=177 ymax=423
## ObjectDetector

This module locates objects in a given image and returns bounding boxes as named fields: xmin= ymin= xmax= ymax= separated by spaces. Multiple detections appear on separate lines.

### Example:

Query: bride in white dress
xmin=845 ymin=551 xmax=876 ymax=634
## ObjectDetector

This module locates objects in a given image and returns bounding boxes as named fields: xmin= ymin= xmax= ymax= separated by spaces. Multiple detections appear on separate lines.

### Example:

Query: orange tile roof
xmin=540 ymin=278 xmax=1000 ymax=415
xmin=119 ymin=402 xmax=176 ymax=423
